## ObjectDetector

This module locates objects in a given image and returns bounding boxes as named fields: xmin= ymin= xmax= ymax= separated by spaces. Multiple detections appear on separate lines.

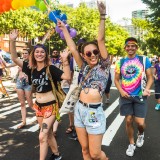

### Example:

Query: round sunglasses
xmin=85 ymin=49 xmax=99 ymax=57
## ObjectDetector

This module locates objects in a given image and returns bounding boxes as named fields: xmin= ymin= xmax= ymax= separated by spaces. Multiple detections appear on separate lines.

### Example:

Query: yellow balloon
xmin=11 ymin=0 xmax=21 ymax=9
xmin=23 ymin=0 xmax=36 ymax=7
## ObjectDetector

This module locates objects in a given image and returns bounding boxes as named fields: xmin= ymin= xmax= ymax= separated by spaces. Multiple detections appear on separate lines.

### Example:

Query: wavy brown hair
xmin=81 ymin=40 xmax=99 ymax=54
xmin=29 ymin=44 xmax=51 ymax=68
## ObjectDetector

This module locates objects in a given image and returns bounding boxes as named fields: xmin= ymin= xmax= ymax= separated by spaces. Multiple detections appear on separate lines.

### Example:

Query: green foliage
xmin=0 ymin=8 xmax=52 ymax=38
xmin=0 ymin=4 xmax=129 ymax=56
xmin=49 ymin=3 xmax=129 ymax=55
xmin=141 ymin=0 xmax=160 ymax=54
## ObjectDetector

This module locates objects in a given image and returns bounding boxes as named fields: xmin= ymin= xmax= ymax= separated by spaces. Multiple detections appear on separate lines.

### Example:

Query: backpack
xmin=120 ymin=55 xmax=147 ymax=94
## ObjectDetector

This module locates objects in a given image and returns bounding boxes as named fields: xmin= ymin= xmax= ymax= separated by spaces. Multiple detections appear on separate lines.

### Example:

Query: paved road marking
xmin=0 ymin=98 xmax=35 ymax=116
xmin=102 ymin=98 xmax=125 ymax=146
xmin=102 ymin=113 xmax=125 ymax=146
xmin=0 ymin=93 xmax=18 ymax=102
xmin=104 ymin=98 xmax=119 ymax=117
xmin=10 ymin=116 xmax=37 ymax=129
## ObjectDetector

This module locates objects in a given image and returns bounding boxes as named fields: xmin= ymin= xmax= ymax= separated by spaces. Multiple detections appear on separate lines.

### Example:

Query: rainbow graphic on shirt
xmin=115 ymin=56 xmax=143 ymax=95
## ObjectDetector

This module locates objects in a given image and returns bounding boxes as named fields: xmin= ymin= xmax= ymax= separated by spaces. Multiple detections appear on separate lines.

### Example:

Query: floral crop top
xmin=80 ymin=56 xmax=110 ymax=97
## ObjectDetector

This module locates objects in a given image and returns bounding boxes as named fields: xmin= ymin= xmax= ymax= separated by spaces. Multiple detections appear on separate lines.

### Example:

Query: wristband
xmin=100 ymin=14 xmax=107 ymax=16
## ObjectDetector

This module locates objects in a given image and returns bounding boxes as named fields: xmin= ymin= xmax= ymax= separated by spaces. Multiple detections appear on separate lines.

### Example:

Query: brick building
xmin=0 ymin=34 xmax=28 ymax=53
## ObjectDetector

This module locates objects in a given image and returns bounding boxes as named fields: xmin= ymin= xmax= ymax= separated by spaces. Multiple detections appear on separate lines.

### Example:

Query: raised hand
xmin=9 ymin=29 xmax=19 ymax=40
xmin=97 ymin=0 xmax=106 ymax=15
xmin=60 ymin=48 xmax=70 ymax=61
xmin=57 ymin=19 xmax=66 ymax=31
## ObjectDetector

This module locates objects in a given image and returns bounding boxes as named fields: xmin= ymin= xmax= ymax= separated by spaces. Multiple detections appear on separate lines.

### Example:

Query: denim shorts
xmin=119 ymin=96 xmax=148 ymax=118
xmin=16 ymin=79 xmax=32 ymax=91
xmin=74 ymin=100 xmax=106 ymax=134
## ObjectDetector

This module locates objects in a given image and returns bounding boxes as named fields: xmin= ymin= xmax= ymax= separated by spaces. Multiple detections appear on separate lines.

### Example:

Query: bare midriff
xmin=36 ymin=91 xmax=56 ymax=103
xmin=79 ymin=88 xmax=102 ymax=103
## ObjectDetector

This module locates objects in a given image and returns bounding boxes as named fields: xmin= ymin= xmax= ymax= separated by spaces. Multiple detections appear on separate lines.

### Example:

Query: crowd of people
xmin=0 ymin=1 xmax=159 ymax=160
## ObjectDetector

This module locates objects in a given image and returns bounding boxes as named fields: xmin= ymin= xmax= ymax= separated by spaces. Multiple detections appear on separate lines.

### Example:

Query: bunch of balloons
xmin=0 ymin=0 xmax=51 ymax=14
xmin=49 ymin=10 xmax=77 ymax=40
xmin=0 ymin=0 xmax=36 ymax=13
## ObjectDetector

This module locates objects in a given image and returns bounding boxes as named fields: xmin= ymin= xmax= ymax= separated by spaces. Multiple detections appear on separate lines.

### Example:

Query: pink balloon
xmin=60 ymin=31 xmax=65 ymax=40
xmin=55 ymin=25 xmax=62 ymax=34
xmin=69 ymin=28 xmax=77 ymax=38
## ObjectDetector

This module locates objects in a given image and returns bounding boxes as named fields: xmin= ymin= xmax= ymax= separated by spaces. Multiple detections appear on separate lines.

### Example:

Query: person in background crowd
xmin=10 ymin=30 xmax=71 ymax=160
xmin=153 ymin=55 xmax=160 ymax=110
xmin=104 ymin=71 xmax=112 ymax=103
xmin=0 ymin=52 xmax=8 ymax=98
xmin=66 ymin=40 xmax=86 ymax=141
xmin=15 ymin=49 xmax=33 ymax=129
xmin=114 ymin=37 xmax=153 ymax=157
xmin=58 ymin=1 xmax=110 ymax=160
xmin=50 ymin=49 xmax=61 ymax=68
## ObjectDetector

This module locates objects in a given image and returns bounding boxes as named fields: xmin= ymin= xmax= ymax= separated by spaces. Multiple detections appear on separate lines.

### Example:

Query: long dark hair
xmin=29 ymin=44 xmax=51 ymax=68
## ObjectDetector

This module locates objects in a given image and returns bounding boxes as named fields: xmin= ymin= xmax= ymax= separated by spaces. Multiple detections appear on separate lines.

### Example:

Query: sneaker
xmin=126 ymin=144 xmax=136 ymax=157
xmin=136 ymin=133 xmax=144 ymax=147
xmin=155 ymin=104 xmax=160 ymax=110
xmin=69 ymin=130 xmax=78 ymax=141
xmin=48 ymin=153 xmax=62 ymax=160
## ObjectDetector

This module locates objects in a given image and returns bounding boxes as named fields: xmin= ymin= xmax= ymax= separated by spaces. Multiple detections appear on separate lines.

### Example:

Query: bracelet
xmin=100 ymin=14 xmax=107 ymax=16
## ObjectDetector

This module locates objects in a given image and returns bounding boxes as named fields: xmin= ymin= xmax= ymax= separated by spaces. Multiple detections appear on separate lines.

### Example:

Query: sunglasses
xmin=85 ymin=49 xmax=99 ymax=57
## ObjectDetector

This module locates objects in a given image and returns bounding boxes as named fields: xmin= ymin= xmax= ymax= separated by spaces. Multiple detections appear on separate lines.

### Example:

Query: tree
xmin=141 ymin=0 xmax=160 ymax=54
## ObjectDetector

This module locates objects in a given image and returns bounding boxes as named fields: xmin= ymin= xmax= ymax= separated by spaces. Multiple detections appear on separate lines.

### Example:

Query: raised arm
xmin=9 ymin=29 xmax=23 ymax=68
xmin=60 ymin=48 xmax=71 ymax=80
xmin=57 ymin=20 xmax=83 ymax=68
xmin=97 ymin=1 xmax=108 ymax=59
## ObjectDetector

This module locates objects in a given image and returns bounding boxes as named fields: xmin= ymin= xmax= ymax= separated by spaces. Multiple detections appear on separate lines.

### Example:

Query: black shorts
xmin=119 ymin=96 xmax=148 ymax=118
xmin=105 ymin=78 xmax=112 ymax=94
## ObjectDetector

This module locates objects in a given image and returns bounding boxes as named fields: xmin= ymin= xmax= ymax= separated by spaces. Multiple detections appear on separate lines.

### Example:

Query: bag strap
xmin=46 ymin=66 xmax=58 ymax=102
xmin=81 ymin=66 xmax=93 ymax=86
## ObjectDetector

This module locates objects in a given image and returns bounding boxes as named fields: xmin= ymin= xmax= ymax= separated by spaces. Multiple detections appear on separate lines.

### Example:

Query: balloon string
xmin=43 ymin=0 xmax=57 ymax=20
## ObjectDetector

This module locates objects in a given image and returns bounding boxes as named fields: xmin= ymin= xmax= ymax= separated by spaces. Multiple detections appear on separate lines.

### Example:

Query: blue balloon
xmin=49 ymin=10 xmax=67 ymax=24
xmin=60 ymin=14 xmax=67 ymax=21
xmin=49 ymin=10 xmax=61 ymax=24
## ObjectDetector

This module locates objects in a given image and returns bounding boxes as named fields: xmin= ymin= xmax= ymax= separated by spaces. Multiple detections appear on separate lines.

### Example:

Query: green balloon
xmin=39 ymin=1 xmax=47 ymax=12
xmin=35 ymin=0 xmax=40 ymax=8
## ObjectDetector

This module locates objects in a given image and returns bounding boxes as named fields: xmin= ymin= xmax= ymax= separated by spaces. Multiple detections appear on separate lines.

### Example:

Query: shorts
xmin=33 ymin=100 xmax=60 ymax=120
xmin=16 ymin=79 xmax=31 ymax=91
xmin=119 ymin=96 xmax=148 ymax=118
xmin=74 ymin=100 xmax=106 ymax=134
xmin=105 ymin=78 xmax=112 ymax=94
xmin=154 ymin=80 xmax=160 ymax=99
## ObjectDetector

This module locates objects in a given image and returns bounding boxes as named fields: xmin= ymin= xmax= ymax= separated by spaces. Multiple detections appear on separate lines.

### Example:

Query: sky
xmin=59 ymin=0 xmax=148 ymax=24
xmin=106 ymin=0 xmax=147 ymax=24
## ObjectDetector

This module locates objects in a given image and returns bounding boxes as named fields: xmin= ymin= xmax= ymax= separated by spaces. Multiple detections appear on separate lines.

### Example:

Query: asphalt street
xmin=0 ymin=80 xmax=160 ymax=160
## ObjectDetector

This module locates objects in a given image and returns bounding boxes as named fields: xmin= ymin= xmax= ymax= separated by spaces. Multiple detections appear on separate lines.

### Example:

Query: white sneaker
xmin=126 ymin=144 xmax=136 ymax=157
xmin=136 ymin=133 xmax=144 ymax=147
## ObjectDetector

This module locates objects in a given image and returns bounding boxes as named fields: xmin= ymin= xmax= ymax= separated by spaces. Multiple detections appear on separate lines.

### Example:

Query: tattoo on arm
xmin=41 ymin=123 xmax=48 ymax=132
